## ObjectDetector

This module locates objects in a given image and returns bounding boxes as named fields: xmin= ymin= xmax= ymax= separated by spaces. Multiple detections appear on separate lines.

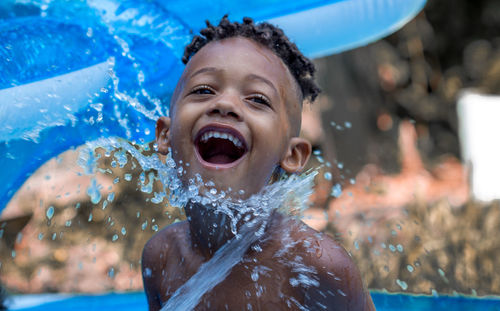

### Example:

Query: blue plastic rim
xmin=0 ymin=0 xmax=427 ymax=210
xmin=6 ymin=292 xmax=500 ymax=311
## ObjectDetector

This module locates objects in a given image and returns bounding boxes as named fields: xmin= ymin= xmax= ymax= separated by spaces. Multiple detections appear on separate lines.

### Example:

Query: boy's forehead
xmin=174 ymin=37 xmax=302 ymax=128
xmin=187 ymin=38 xmax=298 ymax=92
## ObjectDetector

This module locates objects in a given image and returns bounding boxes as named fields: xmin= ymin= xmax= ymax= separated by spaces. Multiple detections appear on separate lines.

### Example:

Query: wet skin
xmin=142 ymin=37 xmax=375 ymax=310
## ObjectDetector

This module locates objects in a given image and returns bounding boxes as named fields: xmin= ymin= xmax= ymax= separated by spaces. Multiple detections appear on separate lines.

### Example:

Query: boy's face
xmin=156 ymin=37 xmax=311 ymax=197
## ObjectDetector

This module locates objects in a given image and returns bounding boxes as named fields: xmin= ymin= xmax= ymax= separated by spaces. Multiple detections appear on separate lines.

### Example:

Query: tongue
xmin=206 ymin=154 xmax=234 ymax=164
xmin=198 ymin=137 xmax=244 ymax=164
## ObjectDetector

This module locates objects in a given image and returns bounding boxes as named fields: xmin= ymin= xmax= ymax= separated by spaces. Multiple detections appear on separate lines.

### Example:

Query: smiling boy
xmin=142 ymin=16 xmax=375 ymax=310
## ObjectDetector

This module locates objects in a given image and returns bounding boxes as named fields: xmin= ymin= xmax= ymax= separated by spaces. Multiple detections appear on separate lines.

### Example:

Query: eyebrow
xmin=247 ymin=74 xmax=278 ymax=97
xmin=189 ymin=67 xmax=219 ymax=79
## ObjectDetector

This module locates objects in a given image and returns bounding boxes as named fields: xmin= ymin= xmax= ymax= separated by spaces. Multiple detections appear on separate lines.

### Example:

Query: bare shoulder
xmin=288 ymin=222 xmax=354 ymax=277
xmin=142 ymin=220 xmax=189 ymax=260
xmin=141 ymin=221 xmax=190 ymax=311
xmin=289 ymin=220 xmax=376 ymax=310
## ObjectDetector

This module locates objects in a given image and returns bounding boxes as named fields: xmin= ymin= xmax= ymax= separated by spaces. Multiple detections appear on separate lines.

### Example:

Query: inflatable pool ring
xmin=0 ymin=0 xmax=426 ymax=210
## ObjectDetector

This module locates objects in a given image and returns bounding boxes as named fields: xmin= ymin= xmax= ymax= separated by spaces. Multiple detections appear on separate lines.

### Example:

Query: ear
xmin=155 ymin=116 xmax=171 ymax=155
xmin=280 ymin=137 xmax=312 ymax=173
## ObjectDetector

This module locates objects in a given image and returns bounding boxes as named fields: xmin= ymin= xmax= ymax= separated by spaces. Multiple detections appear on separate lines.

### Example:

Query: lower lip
xmin=194 ymin=146 xmax=247 ymax=170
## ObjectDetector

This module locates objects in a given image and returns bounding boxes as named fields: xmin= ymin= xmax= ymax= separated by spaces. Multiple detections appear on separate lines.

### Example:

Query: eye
xmin=249 ymin=94 xmax=271 ymax=107
xmin=190 ymin=85 xmax=215 ymax=95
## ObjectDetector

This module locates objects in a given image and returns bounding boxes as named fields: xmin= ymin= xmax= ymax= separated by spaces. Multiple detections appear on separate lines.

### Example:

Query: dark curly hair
xmin=182 ymin=16 xmax=321 ymax=103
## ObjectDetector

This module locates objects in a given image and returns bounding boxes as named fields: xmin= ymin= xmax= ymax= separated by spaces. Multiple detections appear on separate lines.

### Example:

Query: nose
xmin=207 ymin=92 xmax=243 ymax=121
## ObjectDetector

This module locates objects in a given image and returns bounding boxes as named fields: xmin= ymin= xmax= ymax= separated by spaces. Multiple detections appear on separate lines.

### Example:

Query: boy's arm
xmin=304 ymin=237 xmax=376 ymax=311
xmin=142 ymin=237 xmax=164 ymax=311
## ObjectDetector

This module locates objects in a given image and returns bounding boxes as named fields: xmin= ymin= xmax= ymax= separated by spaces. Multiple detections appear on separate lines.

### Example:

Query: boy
xmin=142 ymin=16 xmax=375 ymax=310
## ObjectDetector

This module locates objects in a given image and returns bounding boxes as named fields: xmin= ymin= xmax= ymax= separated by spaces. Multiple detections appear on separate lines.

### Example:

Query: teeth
xmin=200 ymin=131 xmax=244 ymax=148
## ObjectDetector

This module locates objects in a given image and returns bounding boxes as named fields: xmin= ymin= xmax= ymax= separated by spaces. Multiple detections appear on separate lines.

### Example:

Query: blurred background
xmin=1 ymin=0 xmax=500 ymax=298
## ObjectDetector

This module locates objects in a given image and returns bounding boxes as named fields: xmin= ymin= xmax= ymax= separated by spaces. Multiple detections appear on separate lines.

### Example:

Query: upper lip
xmin=194 ymin=123 xmax=249 ymax=151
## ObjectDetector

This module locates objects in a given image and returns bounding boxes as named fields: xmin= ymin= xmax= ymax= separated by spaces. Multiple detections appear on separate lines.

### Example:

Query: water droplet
xmin=112 ymin=234 xmax=119 ymax=242
xmin=251 ymin=271 xmax=259 ymax=282
xmin=407 ymin=265 xmax=414 ymax=273
xmin=289 ymin=278 xmax=299 ymax=287
xmin=124 ymin=174 xmax=132 ymax=181
xmin=396 ymin=279 xmax=408 ymax=290
xmin=331 ymin=184 xmax=342 ymax=197
xmin=438 ymin=268 xmax=446 ymax=279
xmin=138 ymin=71 xmax=145 ymax=83
xmin=324 ymin=172 xmax=332 ymax=180
xmin=337 ymin=289 xmax=347 ymax=296
xmin=344 ymin=121 xmax=352 ymax=128
xmin=397 ymin=244 xmax=404 ymax=252
xmin=166 ymin=157 xmax=176 ymax=168
xmin=108 ymin=267 xmax=115 ymax=278
xmin=46 ymin=206 xmax=55 ymax=220
xmin=90 ymin=102 xmax=103 ymax=112
xmin=121 ymin=227 xmax=127 ymax=235
xmin=87 ymin=178 xmax=102 ymax=204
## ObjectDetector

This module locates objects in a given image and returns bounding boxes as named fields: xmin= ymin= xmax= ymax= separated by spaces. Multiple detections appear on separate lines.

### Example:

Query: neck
xmin=185 ymin=201 xmax=236 ymax=258
xmin=185 ymin=200 xmax=279 ymax=259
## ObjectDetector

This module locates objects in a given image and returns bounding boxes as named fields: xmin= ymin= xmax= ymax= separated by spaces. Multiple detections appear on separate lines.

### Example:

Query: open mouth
xmin=194 ymin=125 xmax=248 ymax=166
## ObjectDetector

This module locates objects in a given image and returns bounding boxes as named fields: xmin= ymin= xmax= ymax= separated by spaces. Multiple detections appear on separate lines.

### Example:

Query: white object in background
xmin=457 ymin=90 xmax=500 ymax=202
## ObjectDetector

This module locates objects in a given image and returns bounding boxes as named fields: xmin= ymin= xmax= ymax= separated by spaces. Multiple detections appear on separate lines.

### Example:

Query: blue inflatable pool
xmin=0 ymin=0 xmax=427 ymax=210
xmin=7 ymin=291 xmax=500 ymax=311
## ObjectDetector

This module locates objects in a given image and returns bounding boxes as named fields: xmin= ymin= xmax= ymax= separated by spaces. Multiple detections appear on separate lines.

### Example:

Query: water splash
xmin=80 ymin=137 xmax=319 ymax=310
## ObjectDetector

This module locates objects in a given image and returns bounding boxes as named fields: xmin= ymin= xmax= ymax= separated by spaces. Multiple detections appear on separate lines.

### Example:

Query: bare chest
xmin=160 ymin=256 xmax=305 ymax=311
